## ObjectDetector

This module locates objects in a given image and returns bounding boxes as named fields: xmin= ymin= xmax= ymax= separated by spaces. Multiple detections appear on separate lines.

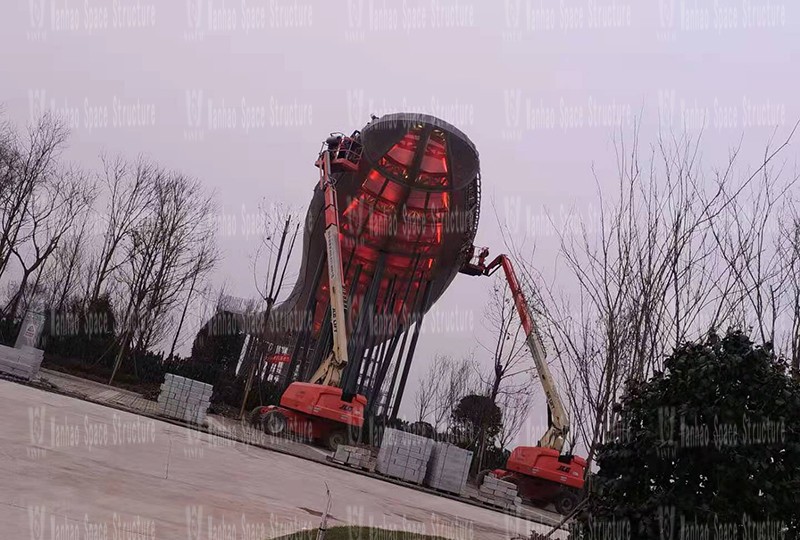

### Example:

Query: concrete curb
xmin=323 ymin=456 xmax=564 ymax=529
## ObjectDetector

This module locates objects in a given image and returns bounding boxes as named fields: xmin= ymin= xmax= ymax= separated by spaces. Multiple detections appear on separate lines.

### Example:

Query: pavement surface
xmin=38 ymin=368 xmax=332 ymax=463
xmin=1 ymin=379 xmax=566 ymax=539
xmin=35 ymin=369 xmax=565 ymax=523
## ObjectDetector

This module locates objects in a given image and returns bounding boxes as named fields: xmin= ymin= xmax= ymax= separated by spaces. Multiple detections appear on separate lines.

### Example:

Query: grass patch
xmin=275 ymin=526 xmax=450 ymax=539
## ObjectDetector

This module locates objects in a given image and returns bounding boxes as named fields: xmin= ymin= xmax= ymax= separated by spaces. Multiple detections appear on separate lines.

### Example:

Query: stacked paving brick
xmin=423 ymin=441 xmax=473 ymax=495
xmin=475 ymin=474 xmax=523 ymax=510
xmin=376 ymin=428 xmax=434 ymax=484
xmin=0 ymin=345 xmax=44 ymax=380
xmin=332 ymin=445 xmax=378 ymax=472
xmin=157 ymin=374 xmax=212 ymax=425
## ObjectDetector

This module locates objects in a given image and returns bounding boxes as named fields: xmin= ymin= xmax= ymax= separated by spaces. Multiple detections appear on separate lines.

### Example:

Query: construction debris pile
xmin=475 ymin=474 xmax=523 ymax=510
xmin=377 ymin=428 xmax=435 ymax=485
xmin=157 ymin=374 xmax=212 ymax=425
xmin=0 ymin=345 xmax=43 ymax=380
xmin=424 ymin=441 xmax=473 ymax=495
xmin=332 ymin=445 xmax=377 ymax=472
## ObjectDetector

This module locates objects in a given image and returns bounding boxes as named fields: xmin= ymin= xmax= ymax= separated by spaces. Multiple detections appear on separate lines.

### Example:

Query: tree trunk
xmin=167 ymin=268 xmax=199 ymax=360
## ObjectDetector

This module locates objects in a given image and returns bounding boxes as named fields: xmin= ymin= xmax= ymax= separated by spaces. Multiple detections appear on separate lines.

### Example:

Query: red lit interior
xmin=312 ymin=127 xmax=453 ymax=335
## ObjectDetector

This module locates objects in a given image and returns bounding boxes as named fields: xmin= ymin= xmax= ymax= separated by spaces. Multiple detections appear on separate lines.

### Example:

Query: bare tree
xmin=496 ymin=387 xmax=533 ymax=450
xmin=4 ymin=166 xmax=96 ymax=320
xmin=251 ymin=202 xmax=301 ymax=309
xmin=708 ymin=140 xmax=799 ymax=352
xmin=239 ymin=205 xmax=301 ymax=417
xmin=84 ymin=154 xmax=157 ymax=307
xmin=429 ymin=353 xmax=478 ymax=432
xmin=504 ymin=123 xmax=798 ymax=469
xmin=478 ymin=274 xmax=531 ymax=401
xmin=167 ymin=239 xmax=218 ymax=361
xmin=109 ymin=167 xmax=217 ymax=382
xmin=40 ymin=222 xmax=89 ymax=312
xmin=413 ymin=353 xmax=447 ymax=423
xmin=781 ymin=203 xmax=800 ymax=377
xmin=0 ymin=114 xmax=69 ymax=284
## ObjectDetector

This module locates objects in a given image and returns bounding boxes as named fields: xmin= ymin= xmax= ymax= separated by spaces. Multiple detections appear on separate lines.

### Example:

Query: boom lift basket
xmin=316 ymin=132 xmax=363 ymax=173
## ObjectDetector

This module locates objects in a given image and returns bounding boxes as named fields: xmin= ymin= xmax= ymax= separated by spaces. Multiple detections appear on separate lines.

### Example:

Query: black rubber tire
xmin=325 ymin=429 xmax=348 ymax=451
xmin=261 ymin=410 xmax=287 ymax=436
xmin=248 ymin=407 xmax=265 ymax=425
xmin=554 ymin=489 xmax=580 ymax=515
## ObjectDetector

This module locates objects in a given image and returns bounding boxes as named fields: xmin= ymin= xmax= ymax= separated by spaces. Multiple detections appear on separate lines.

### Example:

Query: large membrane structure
xmin=272 ymin=113 xmax=481 ymax=418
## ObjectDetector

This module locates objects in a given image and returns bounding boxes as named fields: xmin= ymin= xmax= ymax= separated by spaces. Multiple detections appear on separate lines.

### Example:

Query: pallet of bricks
xmin=475 ymin=474 xmax=523 ymax=511
xmin=0 ymin=345 xmax=44 ymax=380
xmin=332 ymin=445 xmax=377 ymax=472
xmin=423 ymin=441 xmax=472 ymax=496
xmin=157 ymin=374 xmax=212 ymax=425
xmin=376 ymin=428 xmax=434 ymax=484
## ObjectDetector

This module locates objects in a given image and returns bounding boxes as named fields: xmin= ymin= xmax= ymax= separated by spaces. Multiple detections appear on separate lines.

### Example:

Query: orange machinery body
xmin=261 ymin=382 xmax=366 ymax=440
xmin=492 ymin=446 xmax=587 ymax=503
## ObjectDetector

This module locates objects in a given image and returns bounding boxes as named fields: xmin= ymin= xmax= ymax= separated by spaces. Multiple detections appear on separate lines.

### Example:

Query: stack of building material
xmin=0 ymin=345 xmax=44 ymax=380
xmin=423 ymin=441 xmax=472 ymax=495
xmin=475 ymin=474 xmax=523 ymax=510
xmin=376 ymin=428 xmax=434 ymax=484
xmin=157 ymin=374 xmax=212 ymax=425
xmin=331 ymin=445 xmax=378 ymax=471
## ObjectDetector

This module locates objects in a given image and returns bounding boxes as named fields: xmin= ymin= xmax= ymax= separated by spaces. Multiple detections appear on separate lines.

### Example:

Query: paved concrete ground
xmin=39 ymin=368 xmax=333 ymax=464
xmin=1 ymin=380 xmax=563 ymax=539
xmin=36 ymin=369 xmax=564 ymax=525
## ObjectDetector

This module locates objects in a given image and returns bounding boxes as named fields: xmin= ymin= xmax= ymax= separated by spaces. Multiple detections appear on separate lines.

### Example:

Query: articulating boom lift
xmin=251 ymin=135 xmax=367 ymax=451
xmin=460 ymin=247 xmax=587 ymax=515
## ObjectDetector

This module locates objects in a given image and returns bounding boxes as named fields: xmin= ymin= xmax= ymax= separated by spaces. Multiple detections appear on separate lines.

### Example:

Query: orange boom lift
xmin=461 ymin=247 xmax=587 ymax=514
xmin=251 ymin=135 xmax=366 ymax=450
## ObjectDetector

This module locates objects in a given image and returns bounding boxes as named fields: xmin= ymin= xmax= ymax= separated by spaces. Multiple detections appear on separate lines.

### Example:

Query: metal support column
xmin=366 ymin=323 xmax=404 ymax=415
xmin=390 ymin=280 xmax=432 ymax=421
xmin=341 ymin=253 xmax=386 ymax=397
xmin=284 ymin=255 xmax=325 ymax=388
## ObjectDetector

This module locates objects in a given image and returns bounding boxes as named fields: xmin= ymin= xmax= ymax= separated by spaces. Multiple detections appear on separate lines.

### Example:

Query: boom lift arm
xmin=461 ymin=248 xmax=570 ymax=452
xmin=309 ymin=136 xmax=352 ymax=388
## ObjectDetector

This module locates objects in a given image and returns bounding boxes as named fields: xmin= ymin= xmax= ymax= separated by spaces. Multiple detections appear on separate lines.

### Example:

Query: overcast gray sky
xmin=2 ymin=0 xmax=797 ymax=430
